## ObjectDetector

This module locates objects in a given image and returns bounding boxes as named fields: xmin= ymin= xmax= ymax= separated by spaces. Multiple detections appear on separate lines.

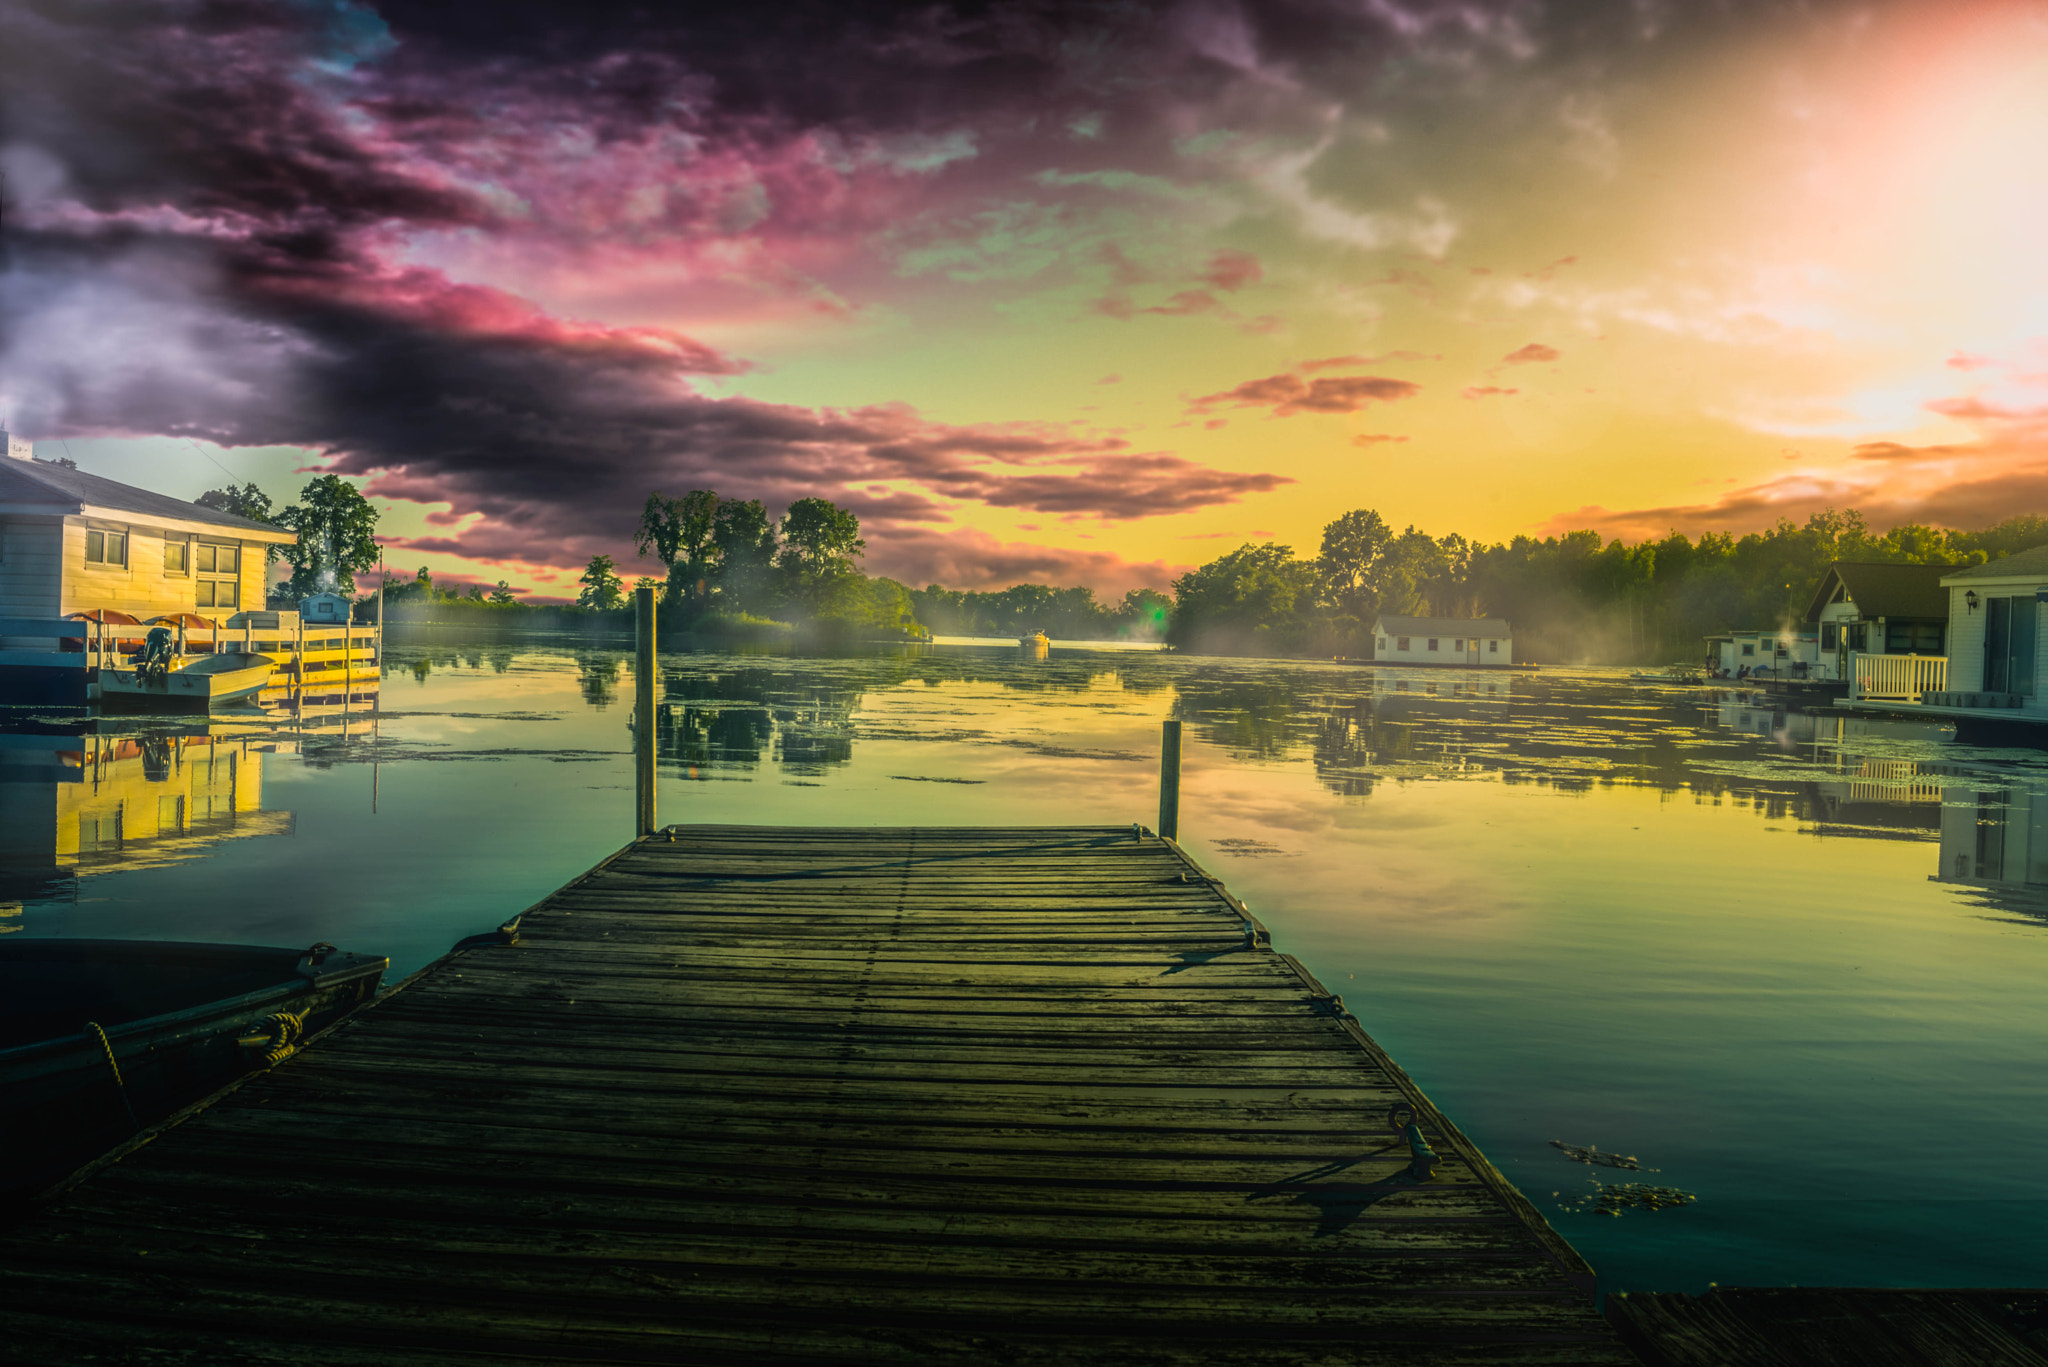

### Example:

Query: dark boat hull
xmin=0 ymin=940 xmax=386 ymax=1195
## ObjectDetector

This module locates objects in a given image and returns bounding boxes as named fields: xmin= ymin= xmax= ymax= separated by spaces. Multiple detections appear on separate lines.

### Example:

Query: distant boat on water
xmin=1018 ymin=631 xmax=1050 ymax=655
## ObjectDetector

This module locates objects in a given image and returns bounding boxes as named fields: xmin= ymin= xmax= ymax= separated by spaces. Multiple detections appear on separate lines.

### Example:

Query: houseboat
xmin=1370 ymin=616 xmax=1513 ymax=667
xmin=0 ymin=437 xmax=377 ymax=709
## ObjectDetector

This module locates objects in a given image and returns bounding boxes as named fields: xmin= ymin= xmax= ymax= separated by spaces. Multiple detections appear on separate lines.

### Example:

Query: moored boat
xmin=0 ymin=939 xmax=386 ymax=1193
xmin=1018 ymin=630 xmax=1050 ymax=651
xmin=98 ymin=652 xmax=277 ymax=711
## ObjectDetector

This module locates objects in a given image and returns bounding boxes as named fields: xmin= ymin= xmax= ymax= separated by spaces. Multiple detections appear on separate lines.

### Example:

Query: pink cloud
xmin=1298 ymin=351 xmax=1438 ymax=371
xmin=1190 ymin=373 xmax=1421 ymax=417
xmin=1502 ymin=343 xmax=1560 ymax=364
xmin=1352 ymin=434 xmax=1410 ymax=446
xmin=1946 ymin=351 xmax=1996 ymax=370
xmin=1523 ymin=255 xmax=1579 ymax=281
xmin=1197 ymin=249 xmax=1263 ymax=292
xmin=1462 ymin=386 xmax=1518 ymax=399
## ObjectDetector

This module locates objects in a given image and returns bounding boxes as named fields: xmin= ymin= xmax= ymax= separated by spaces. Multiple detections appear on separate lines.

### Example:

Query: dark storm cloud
xmin=2 ymin=0 xmax=1826 ymax=587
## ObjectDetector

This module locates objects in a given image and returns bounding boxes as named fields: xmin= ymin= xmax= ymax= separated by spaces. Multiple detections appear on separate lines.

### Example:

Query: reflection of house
xmin=0 ymin=728 xmax=294 ymax=900
xmin=0 ymin=435 xmax=293 ymax=620
xmin=1370 ymin=616 xmax=1512 ymax=667
xmin=1936 ymin=784 xmax=2048 ymax=893
xmin=1804 ymin=562 xmax=1953 ymax=680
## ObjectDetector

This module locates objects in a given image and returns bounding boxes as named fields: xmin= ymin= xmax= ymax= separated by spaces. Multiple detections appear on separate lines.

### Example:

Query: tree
xmin=576 ymin=555 xmax=625 ymax=610
xmin=1317 ymin=509 xmax=1393 ymax=617
xmin=489 ymin=580 xmax=517 ymax=606
xmin=635 ymin=490 xmax=721 ymax=608
xmin=197 ymin=483 xmax=284 ymax=563
xmin=775 ymin=498 xmax=866 ymax=614
xmin=711 ymin=498 xmax=777 ymax=611
xmin=1167 ymin=543 xmax=1319 ymax=653
xmin=276 ymin=475 xmax=380 ymax=596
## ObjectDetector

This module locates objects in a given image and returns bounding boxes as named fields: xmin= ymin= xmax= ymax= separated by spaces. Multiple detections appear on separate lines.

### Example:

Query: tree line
xmin=1167 ymin=508 xmax=2048 ymax=661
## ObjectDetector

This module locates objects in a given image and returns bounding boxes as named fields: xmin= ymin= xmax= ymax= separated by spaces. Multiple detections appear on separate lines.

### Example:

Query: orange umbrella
xmin=69 ymin=608 xmax=146 ymax=652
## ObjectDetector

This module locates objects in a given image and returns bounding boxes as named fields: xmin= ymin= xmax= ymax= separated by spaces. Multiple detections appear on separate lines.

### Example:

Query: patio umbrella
xmin=68 ymin=608 xmax=144 ymax=651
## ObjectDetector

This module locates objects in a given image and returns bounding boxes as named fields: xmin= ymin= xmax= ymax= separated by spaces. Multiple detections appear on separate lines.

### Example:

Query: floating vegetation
xmin=888 ymin=775 xmax=986 ymax=784
xmin=1565 ymin=1180 xmax=1698 ymax=1217
xmin=1551 ymin=1140 xmax=1645 ymax=1171
xmin=1211 ymin=839 xmax=1288 ymax=857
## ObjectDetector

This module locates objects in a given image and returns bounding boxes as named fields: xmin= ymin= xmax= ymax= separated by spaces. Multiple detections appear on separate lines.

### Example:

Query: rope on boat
xmin=83 ymin=1020 xmax=140 ymax=1130
xmin=237 ymin=1011 xmax=306 ymax=1067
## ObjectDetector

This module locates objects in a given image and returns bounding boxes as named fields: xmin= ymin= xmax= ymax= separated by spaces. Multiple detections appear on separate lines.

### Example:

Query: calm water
xmin=6 ymin=637 xmax=2048 ymax=1295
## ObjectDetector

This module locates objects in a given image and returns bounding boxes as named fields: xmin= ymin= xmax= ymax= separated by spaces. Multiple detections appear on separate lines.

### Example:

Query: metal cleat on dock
xmin=1388 ymin=1103 xmax=1440 ymax=1181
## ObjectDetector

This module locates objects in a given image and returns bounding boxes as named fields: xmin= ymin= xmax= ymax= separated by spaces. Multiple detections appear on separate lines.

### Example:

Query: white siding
xmin=45 ymin=517 xmax=272 ymax=621
xmin=0 ymin=517 xmax=64 ymax=617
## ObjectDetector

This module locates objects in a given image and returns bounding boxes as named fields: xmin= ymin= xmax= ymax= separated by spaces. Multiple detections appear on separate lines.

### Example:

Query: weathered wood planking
xmin=0 ymin=825 xmax=1632 ymax=1365
xmin=1608 ymin=1287 xmax=2048 ymax=1366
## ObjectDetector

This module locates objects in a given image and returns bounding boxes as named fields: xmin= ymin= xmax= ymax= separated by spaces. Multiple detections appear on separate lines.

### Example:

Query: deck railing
xmin=1849 ymin=652 xmax=1946 ymax=703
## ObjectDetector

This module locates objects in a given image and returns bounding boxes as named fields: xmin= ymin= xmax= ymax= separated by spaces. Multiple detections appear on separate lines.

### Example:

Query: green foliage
xmin=489 ymin=581 xmax=517 ymax=606
xmin=907 ymin=583 xmax=1167 ymax=640
xmin=1166 ymin=543 xmax=1321 ymax=654
xmin=635 ymin=490 xmax=721 ymax=608
xmin=775 ymin=497 xmax=866 ymax=614
xmin=1162 ymin=507 xmax=2048 ymax=663
xmin=195 ymin=482 xmax=282 ymax=563
xmin=577 ymin=554 xmax=626 ymax=610
xmin=276 ymin=475 xmax=380 ymax=597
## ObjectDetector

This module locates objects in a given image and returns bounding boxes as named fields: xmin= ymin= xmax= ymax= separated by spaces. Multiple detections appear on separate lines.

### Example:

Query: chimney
xmin=0 ymin=431 xmax=32 ymax=461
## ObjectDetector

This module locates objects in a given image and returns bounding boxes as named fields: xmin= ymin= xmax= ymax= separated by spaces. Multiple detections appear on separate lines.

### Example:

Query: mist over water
xmin=6 ymin=638 xmax=2047 ymax=1295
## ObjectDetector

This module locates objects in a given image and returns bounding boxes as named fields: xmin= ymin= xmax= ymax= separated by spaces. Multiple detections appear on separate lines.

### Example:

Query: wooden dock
xmin=1609 ymin=1287 xmax=2048 ymax=1366
xmin=0 ymin=826 xmax=1631 ymax=1364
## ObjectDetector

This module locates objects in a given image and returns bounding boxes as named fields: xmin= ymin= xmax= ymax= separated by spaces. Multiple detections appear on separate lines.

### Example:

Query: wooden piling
xmin=634 ymin=584 xmax=657 ymax=837
xmin=1158 ymin=716 xmax=1182 ymax=841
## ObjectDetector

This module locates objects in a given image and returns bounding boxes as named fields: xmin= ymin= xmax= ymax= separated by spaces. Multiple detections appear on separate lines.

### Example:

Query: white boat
xmin=1018 ymin=631 xmax=1050 ymax=650
xmin=99 ymin=653 xmax=277 ymax=711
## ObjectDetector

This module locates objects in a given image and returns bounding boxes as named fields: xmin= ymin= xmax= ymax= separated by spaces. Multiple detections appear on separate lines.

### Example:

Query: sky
xmin=4 ymin=0 xmax=2048 ymax=599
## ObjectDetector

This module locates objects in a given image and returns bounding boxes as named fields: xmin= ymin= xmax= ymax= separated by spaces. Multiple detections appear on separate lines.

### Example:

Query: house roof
xmin=1801 ymin=562 xmax=1955 ymax=623
xmin=0 ymin=458 xmax=294 ymax=540
xmin=1372 ymin=616 xmax=1512 ymax=638
xmin=1943 ymin=544 xmax=2048 ymax=584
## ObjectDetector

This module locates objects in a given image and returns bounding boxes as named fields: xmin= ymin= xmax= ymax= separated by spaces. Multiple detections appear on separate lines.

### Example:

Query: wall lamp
xmin=1966 ymin=590 xmax=1979 ymax=612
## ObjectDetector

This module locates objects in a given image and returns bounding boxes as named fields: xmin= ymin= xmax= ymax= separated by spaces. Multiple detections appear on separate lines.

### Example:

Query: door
xmin=1983 ymin=596 xmax=2037 ymax=696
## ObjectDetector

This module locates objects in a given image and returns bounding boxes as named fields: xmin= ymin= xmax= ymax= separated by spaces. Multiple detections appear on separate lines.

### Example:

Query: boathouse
xmin=1802 ymin=561 xmax=1954 ymax=679
xmin=1938 ymin=548 xmax=2048 ymax=701
xmin=0 ymin=436 xmax=293 ymax=621
xmin=1371 ymin=615 xmax=1512 ymax=666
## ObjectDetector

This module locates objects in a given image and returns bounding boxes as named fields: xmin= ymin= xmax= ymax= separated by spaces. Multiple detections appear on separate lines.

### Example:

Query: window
xmin=1454 ymin=638 xmax=1465 ymax=651
xmin=1377 ymin=637 xmax=1388 ymax=651
xmin=1742 ymin=643 xmax=1755 ymax=657
xmin=1427 ymin=638 xmax=1440 ymax=651
xmin=1821 ymin=623 xmax=1839 ymax=650
xmin=1848 ymin=624 xmax=1868 ymax=651
xmin=1885 ymin=621 xmax=1944 ymax=654
xmin=1396 ymin=636 xmax=1410 ymax=650
xmin=196 ymin=542 xmax=240 ymax=610
xmin=1488 ymin=640 xmax=1498 ymax=654
xmin=84 ymin=529 xmax=128 ymax=566
xmin=164 ymin=534 xmax=189 ymax=574
xmin=195 ymin=580 xmax=240 ymax=609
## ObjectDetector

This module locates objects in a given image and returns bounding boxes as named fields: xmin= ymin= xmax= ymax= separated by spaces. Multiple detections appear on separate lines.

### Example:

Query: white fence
xmin=1849 ymin=652 xmax=1946 ymax=703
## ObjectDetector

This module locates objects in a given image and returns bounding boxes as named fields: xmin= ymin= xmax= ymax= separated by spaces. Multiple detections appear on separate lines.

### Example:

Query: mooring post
xmin=635 ymin=584 xmax=658 ymax=837
xmin=1158 ymin=717 xmax=1182 ymax=842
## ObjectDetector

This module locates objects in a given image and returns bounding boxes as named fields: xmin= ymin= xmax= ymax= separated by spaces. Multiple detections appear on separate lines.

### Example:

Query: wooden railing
xmin=1849 ymin=652 xmax=1946 ymax=702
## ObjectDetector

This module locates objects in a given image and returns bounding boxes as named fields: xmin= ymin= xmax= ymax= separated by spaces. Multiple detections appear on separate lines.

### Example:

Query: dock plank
xmin=0 ymin=825 xmax=1630 ymax=1364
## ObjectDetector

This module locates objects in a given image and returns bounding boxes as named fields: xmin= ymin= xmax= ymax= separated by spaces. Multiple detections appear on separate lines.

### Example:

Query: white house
xmin=1707 ymin=629 xmax=1822 ymax=678
xmin=0 ymin=434 xmax=293 ymax=622
xmin=1371 ymin=616 xmax=1512 ymax=667
xmin=1936 ymin=548 xmax=2048 ymax=703
xmin=1803 ymin=562 xmax=1953 ymax=680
